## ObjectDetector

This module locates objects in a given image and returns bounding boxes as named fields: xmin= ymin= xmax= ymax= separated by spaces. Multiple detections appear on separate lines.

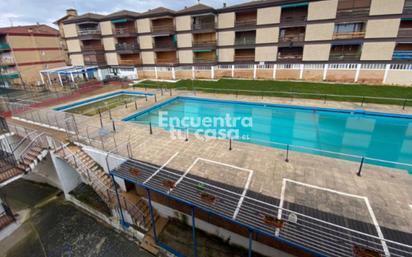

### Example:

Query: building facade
xmin=59 ymin=0 xmax=412 ymax=85
xmin=0 ymin=25 xmax=67 ymax=87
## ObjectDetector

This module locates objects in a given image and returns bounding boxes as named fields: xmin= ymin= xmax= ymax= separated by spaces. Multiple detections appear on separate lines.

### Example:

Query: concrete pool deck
xmin=7 ymin=86 xmax=412 ymax=250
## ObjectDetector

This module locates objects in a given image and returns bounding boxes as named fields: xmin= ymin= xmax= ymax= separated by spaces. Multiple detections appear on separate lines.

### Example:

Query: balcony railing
xmin=156 ymin=58 xmax=177 ymax=64
xmin=329 ymin=52 xmax=361 ymax=61
xmin=115 ymin=43 xmax=139 ymax=52
xmin=234 ymin=55 xmax=255 ymax=62
xmin=154 ymin=41 xmax=176 ymax=50
xmin=280 ymin=15 xmax=307 ymax=23
xmin=235 ymin=19 xmax=257 ymax=28
xmin=119 ymin=59 xmax=141 ymax=66
xmin=393 ymin=51 xmax=412 ymax=60
xmin=114 ymin=27 xmax=136 ymax=36
xmin=0 ymin=43 xmax=10 ymax=51
xmin=0 ymin=57 xmax=15 ymax=66
xmin=78 ymin=29 xmax=101 ymax=36
xmin=332 ymin=31 xmax=365 ymax=40
xmin=152 ymin=24 xmax=175 ymax=34
xmin=192 ymin=40 xmax=216 ymax=48
xmin=0 ymin=72 xmax=19 ymax=80
xmin=277 ymin=54 xmax=303 ymax=61
xmin=398 ymin=28 xmax=412 ymax=37
xmin=193 ymin=22 xmax=215 ymax=31
xmin=279 ymin=33 xmax=305 ymax=42
xmin=235 ymin=37 xmax=256 ymax=46
xmin=193 ymin=57 xmax=217 ymax=64
xmin=336 ymin=8 xmax=369 ymax=19
xmin=81 ymin=45 xmax=105 ymax=51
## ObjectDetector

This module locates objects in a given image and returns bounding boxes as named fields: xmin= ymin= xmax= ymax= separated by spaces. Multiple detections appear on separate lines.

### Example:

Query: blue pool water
xmin=124 ymin=97 xmax=412 ymax=172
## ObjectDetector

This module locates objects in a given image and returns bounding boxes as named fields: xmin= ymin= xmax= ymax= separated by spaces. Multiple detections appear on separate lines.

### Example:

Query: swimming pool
xmin=124 ymin=96 xmax=412 ymax=172
xmin=55 ymin=91 xmax=153 ymax=115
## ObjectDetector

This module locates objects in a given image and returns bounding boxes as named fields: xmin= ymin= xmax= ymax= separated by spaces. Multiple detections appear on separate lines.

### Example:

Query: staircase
xmin=60 ymin=145 xmax=161 ymax=233
xmin=0 ymin=213 xmax=14 ymax=230
xmin=18 ymin=145 xmax=46 ymax=172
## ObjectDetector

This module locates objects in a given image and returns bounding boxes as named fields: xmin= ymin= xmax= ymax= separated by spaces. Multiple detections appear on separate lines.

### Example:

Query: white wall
xmin=50 ymin=152 xmax=82 ymax=194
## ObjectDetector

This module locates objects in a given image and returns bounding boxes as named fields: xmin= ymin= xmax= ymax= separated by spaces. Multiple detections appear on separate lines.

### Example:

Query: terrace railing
xmin=151 ymin=24 xmax=175 ymax=34
xmin=329 ymin=52 xmax=361 ymax=61
xmin=332 ymin=31 xmax=365 ymax=40
xmin=392 ymin=51 xmax=412 ymax=60
xmin=193 ymin=21 xmax=215 ymax=31
xmin=235 ymin=19 xmax=257 ymax=28
xmin=279 ymin=33 xmax=305 ymax=42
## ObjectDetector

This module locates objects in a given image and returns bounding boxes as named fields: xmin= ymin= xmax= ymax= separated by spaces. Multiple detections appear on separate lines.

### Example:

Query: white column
xmin=58 ymin=72 xmax=63 ymax=86
xmin=322 ymin=64 xmax=329 ymax=81
xmin=231 ymin=65 xmax=235 ymax=78
xmin=272 ymin=64 xmax=277 ymax=80
xmin=172 ymin=67 xmax=176 ymax=80
xmin=134 ymin=67 xmax=138 ymax=79
xmin=192 ymin=66 xmax=195 ymax=80
xmin=39 ymin=72 xmax=45 ymax=84
xmin=97 ymin=69 xmax=103 ymax=81
xmin=253 ymin=64 xmax=257 ymax=80
xmin=85 ymin=69 xmax=90 ymax=80
xmin=383 ymin=64 xmax=390 ymax=84
xmin=211 ymin=66 xmax=215 ymax=79
xmin=47 ymin=72 xmax=52 ymax=85
xmin=70 ymin=72 xmax=75 ymax=82
xmin=154 ymin=66 xmax=158 ymax=79
xmin=299 ymin=64 xmax=304 ymax=80
xmin=354 ymin=63 xmax=361 ymax=82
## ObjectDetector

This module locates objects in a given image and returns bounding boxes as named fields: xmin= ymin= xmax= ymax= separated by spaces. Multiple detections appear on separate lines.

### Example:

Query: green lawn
xmin=134 ymin=79 xmax=412 ymax=106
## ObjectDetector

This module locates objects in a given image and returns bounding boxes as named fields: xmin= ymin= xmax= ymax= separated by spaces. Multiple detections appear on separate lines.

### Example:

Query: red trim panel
xmin=6 ymin=33 xmax=59 ymax=37
xmin=18 ymin=60 xmax=66 ymax=66
xmin=12 ymin=47 xmax=62 ymax=51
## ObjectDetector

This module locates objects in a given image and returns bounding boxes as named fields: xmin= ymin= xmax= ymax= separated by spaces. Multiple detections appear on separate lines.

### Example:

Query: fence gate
xmin=64 ymin=114 xmax=79 ymax=142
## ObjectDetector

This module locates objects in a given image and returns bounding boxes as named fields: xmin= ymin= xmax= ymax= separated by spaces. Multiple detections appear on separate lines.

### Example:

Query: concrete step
xmin=140 ymin=236 xmax=159 ymax=256
xmin=0 ymin=168 xmax=23 ymax=184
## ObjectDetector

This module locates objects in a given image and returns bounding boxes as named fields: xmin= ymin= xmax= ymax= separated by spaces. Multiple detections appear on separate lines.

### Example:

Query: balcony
xmin=81 ymin=44 xmax=105 ymax=52
xmin=393 ymin=51 xmax=412 ymax=60
xmin=193 ymin=21 xmax=215 ymax=32
xmin=118 ymin=59 xmax=141 ymax=66
xmin=235 ymin=11 xmax=257 ymax=29
xmin=114 ymin=27 xmax=137 ymax=37
xmin=153 ymin=41 xmax=176 ymax=52
xmin=84 ymin=54 xmax=106 ymax=66
xmin=0 ymin=57 xmax=15 ymax=66
xmin=279 ymin=29 xmax=305 ymax=43
xmin=192 ymin=39 xmax=216 ymax=49
xmin=235 ymin=37 xmax=256 ymax=47
xmin=329 ymin=52 xmax=361 ymax=61
xmin=115 ymin=43 xmax=139 ymax=54
xmin=332 ymin=31 xmax=365 ymax=40
xmin=0 ymin=43 xmax=10 ymax=51
xmin=0 ymin=71 xmax=19 ymax=80
xmin=280 ymin=6 xmax=308 ymax=24
xmin=405 ymin=1 xmax=412 ymax=14
xmin=235 ymin=19 xmax=257 ymax=29
xmin=152 ymin=24 xmax=175 ymax=35
xmin=193 ymin=57 xmax=217 ymax=64
xmin=234 ymin=55 xmax=255 ymax=62
xmin=78 ymin=29 xmax=101 ymax=40
xmin=277 ymin=47 xmax=303 ymax=61
xmin=156 ymin=58 xmax=177 ymax=65
xmin=336 ymin=8 xmax=369 ymax=19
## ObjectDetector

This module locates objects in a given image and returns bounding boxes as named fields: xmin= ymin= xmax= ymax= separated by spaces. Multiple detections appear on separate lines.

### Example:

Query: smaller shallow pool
xmin=55 ymin=91 xmax=153 ymax=116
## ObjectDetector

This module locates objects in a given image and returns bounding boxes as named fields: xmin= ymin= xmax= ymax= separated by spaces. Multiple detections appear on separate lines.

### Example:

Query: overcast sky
xmin=0 ymin=0 xmax=247 ymax=28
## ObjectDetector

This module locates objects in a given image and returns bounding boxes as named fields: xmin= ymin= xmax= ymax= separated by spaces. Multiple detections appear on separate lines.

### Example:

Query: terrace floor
xmin=7 ymin=85 xmax=412 ymax=255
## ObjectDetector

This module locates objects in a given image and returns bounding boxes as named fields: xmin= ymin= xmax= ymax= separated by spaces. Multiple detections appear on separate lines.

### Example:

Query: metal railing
xmin=81 ymin=45 xmax=105 ymax=51
xmin=398 ymin=27 xmax=412 ymax=37
xmin=332 ymin=31 xmax=365 ymax=40
xmin=279 ymin=33 xmax=305 ymax=42
xmin=392 ymin=51 xmax=412 ymax=60
xmin=114 ymin=27 xmax=136 ymax=35
xmin=193 ymin=22 xmax=215 ymax=31
xmin=154 ymin=41 xmax=176 ymax=49
xmin=151 ymin=24 xmax=175 ymax=33
xmin=280 ymin=15 xmax=307 ymax=23
xmin=329 ymin=52 xmax=361 ymax=61
xmin=61 ymin=144 xmax=148 ymax=230
xmin=78 ymin=29 xmax=101 ymax=36
xmin=235 ymin=37 xmax=256 ymax=46
xmin=192 ymin=40 xmax=216 ymax=48
xmin=115 ymin=43 xmax=139 ymax=51
xmin=235 ymin=19 xmax=257 ymax=28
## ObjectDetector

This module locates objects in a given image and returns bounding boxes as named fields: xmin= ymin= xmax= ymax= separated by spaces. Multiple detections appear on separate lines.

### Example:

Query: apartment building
xmin=59 ymin=0 xmax=412 ymax=85
xmin=0 ymin=25 xmax=67 ymax=87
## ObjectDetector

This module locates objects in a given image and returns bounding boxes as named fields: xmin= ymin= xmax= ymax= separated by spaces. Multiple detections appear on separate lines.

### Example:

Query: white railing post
xmin=192 ymin=66 xmax=195 ymax=80
xmin=273 ymin=64 xmax=277 ymax=80
xmin=47 ymin=72 xmax=52 ymax=85
xmin=299 ymin=64 xmax=304 ymax=80
xmin=58 ymin=72 xmax=63 ymax=86
xmin=383 ymin=64 xmax=390 ymax=84
xmin=354 ymin=63 xmax=361 ymax=82
xmin=323 ymin=64 xmax=329 ymax=81
xmin=154 ymin=66 xmax=158 ymax=79
xmin=231 ymin=65 xmax=235 ymax=78
xmin=172 ymin=67 xmax=176 ymax=80
xmin=97 ymin=69 xmax=103 ymax=81
xmin=134 ymin=67 xmax=138 ymax=79
xmin=253 ymin=64 xmax=257 ymax=80
xmin=211 ymin=66 xmax=215 ymax=79
xmin=39 ymin=72 xmax=45 ymax=84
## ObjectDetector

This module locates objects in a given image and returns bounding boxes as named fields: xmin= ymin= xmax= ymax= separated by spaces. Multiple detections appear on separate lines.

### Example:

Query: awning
xmin=193 ymin=50 xmax=212 ymax=53
xmin=401 ymin=18 xmax=412 ymax=21
xmin=112 ymin=18 xmax=129 ymax=24
xmin=282 ymin=2 xmax=308 ymax=8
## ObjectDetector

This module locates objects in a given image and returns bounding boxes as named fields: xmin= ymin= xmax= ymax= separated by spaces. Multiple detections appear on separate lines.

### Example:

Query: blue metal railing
xmin=392 ymin=51 xmax=412 ymax=60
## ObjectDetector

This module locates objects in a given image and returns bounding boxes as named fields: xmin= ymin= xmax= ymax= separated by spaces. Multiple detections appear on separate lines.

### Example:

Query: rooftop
xmin=0 ymin=24 xmax=59 ymax=36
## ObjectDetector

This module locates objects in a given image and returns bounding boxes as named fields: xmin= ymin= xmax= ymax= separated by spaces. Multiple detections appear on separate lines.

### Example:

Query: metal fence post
xmin=229 ymin=137 xmax=232 ymax=151
xmin=248 ymin=230 xmax=253 ymax=257
xmin=112 ymin=120 xmax=116 ymax=132
xmin=357 ymin=157 xmax=365 ymax=176
xmin=98 ymin=109 xmax=103 ymax=128
xmin=145 ymin=94 xmax=148 ymax=102
xmin=192 ymin=206 xmax=198 ymax=257
xmin=149 ymin=122 xmax=153 ymax=135
xmin=285 ymin=144 xmax=289 ymax=162
xmin=154 ymin=94 xmax=157 ymax=102
xmin=111 ymin=174 xmax=127 ymax=228
xmin=146 ymin=189 xmax=158 ymax=241
xmin=402 ymin=99 xmax=407 ymax=110
xmin=134 ymin=100 xmax=138 ymax=110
